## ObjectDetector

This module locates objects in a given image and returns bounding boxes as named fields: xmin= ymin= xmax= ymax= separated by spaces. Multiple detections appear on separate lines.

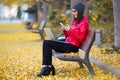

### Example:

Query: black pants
xmin=42 ymin=40 xmax=79 ymax=65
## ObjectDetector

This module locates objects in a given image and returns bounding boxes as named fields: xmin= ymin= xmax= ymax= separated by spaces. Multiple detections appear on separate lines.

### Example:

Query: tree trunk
xmin=37 ymin=2 xmax=42 ymax=23
xmin=41 ymin=1 xmax=49 ymax=21
xmin=54 ymin=0 xmax=66 ymax=13
xmin=113 ymin=0 xmax=120 ymax=48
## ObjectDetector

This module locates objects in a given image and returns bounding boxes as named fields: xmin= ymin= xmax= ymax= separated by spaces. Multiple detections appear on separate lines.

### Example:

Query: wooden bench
xmin=44 ymin=28 xmax=95 ymax=76
xmin=44 ymin=28 xmax=55 ymax=40
xmin=38 ymin=20 xmax=46 ymax=40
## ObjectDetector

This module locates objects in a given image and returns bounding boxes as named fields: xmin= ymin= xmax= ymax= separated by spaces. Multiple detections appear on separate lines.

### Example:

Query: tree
xmin=113 ymin=0 xmax=120 ymax=48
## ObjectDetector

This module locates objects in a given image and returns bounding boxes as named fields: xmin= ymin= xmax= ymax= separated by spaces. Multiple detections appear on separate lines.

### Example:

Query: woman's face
xmin=72 ymin=9 xmax=78 ymax=18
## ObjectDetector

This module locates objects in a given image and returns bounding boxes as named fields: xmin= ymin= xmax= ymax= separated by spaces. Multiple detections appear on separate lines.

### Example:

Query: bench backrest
xmin=79 ymin=28 xmax=95 ymax=52
xmin=44 ymin=28 xmax=55 ymax=40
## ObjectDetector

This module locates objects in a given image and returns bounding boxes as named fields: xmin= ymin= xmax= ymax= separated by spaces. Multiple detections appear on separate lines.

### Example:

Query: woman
xmin=37 ymin=2 xmax=88 ymax=77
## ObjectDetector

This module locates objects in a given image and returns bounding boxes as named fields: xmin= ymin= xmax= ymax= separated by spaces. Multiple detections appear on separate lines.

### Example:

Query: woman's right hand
xmin=61 ymin=24 xmax=70 ymax=31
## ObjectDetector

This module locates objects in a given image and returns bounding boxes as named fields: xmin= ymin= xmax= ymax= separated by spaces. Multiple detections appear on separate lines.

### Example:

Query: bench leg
xmin=84 ymin=59 xmax=95 ymax=77
xmin=78 ymin=61 xmax=84 ymax=68
xmin=39 ymin=30 xmax=45 ymax=40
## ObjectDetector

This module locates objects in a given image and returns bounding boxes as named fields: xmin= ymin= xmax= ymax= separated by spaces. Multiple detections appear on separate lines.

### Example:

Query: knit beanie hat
xmin=72 ymin=2 xmax=85 ymax=13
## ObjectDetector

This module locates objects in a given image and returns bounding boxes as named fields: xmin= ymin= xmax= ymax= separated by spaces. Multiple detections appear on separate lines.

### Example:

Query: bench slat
xmin=80 ymin=29 xmax=94 ymax=51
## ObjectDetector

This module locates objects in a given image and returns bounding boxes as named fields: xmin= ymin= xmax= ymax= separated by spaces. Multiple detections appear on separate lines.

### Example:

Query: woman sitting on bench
xmin=37 ymin=2 xmax=89 ymax=77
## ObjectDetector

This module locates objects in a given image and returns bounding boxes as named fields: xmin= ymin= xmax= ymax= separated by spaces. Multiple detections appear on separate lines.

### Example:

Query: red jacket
xmin=63 ymin=16 xmax=89 ymax=47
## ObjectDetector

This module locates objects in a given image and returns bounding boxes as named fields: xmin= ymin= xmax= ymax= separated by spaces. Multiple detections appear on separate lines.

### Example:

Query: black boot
xmin=37 ymin=65 xmax=55 ymax=77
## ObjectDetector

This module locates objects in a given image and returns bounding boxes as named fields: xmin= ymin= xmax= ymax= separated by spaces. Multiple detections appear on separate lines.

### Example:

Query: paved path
xmin=0 ymin=19 xmax=22 ymax=24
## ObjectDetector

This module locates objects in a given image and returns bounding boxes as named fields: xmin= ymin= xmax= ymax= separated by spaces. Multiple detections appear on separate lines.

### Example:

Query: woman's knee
xmin=43 ymin=40 xmax=53 ymax=45
xmin=43 ymin=40 xmax=49 ymax=45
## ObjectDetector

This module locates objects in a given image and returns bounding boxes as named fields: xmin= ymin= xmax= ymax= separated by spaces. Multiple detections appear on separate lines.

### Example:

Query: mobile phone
xmin=60 ymin=22 xmax=64 ymax=27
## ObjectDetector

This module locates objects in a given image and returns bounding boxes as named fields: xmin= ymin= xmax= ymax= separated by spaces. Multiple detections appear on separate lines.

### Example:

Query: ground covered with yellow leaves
xmin=0 ymin=24 xmax=120 ymax=80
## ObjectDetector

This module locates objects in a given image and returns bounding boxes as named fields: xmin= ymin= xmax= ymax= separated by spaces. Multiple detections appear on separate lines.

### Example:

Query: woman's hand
xmin=61 ymin=24 xmax=70 ymax=31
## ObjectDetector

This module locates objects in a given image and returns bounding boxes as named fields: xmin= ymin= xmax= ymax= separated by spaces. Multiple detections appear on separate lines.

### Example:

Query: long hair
xmin=75 ymin=11 xmax=84 ymax=24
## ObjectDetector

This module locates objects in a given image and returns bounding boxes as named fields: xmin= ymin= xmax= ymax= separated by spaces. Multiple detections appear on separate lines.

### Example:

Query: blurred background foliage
xmin=88 ymin=0 xmax=114 ymax=44
xmin=47 ymin=9 xmax=70 ymax=27
xmin=89 ymin=0 xmax=113 ymax=22
xmin=0 ymin=0 xmax=116 ymax=52
xmin=46 ymin=0 xmax=114 ymax=43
